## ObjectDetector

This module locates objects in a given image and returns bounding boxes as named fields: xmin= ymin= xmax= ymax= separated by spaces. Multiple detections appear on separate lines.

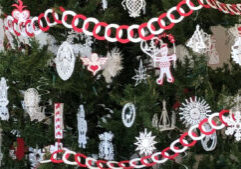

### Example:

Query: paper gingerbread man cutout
xmin=154 ymin=44 xmax=176 ymax=85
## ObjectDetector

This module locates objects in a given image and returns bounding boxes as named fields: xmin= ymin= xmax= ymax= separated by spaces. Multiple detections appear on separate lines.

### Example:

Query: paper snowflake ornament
xmin=11 ymin=0 xmax=30 ymax=22
xmin=98 ymin=132 xmax=114 ymax=160
xmin=55 ymin=41 xmax=76 ymax=81
xmin=231 ymin=37 xmax=241 ymax=66
xmin=179 ymin=97 xmax=211 ymax=127
xmin=77 ymin=105 xmax=87 ymax=148
xmin=186 ymin=25 xmax=211 ymax=54
xmin=0 ymin=77 xmax=9 ymax=121
xmin=141 ymin=37 xmax=176 ymax=85
xmin=29 ymin=147 xmax=44 ymax=169
xmin=81 ymin=53 xmax=108 ymax=76
xmin=132 ymin=59 xmax=149 ymax=86
xmin=122 ymin=103 xmax=136 ymax=128
xmin=134 ymin=129 xmax=157 ymax=155
xmin=122 ymin=0 xmax=146 ymax=18
xmin=225 ymin=111 xmax=241 ymax=141
xmin=201 ymin=123 xmax=217 ymax=151
xmin=24 ymin=88 xmax=45 ymax=122
xmin=102 ymin=48 xmax=123 ymax=83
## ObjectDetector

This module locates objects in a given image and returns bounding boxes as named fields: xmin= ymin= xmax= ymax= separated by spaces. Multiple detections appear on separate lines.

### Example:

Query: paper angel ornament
xmin=122 ymin=0 xmax=146 ymax=18
xmin=0 ymin=77 xmax=9 ymax=121
xmin=186 ymin=25 xmax=211 ymax=54
xmin=55 ymin=41 xmax=76 ymax=81
xmin=141 ymin=37 xmax=176 ymax=85
xmin=98 ymin=132 xmax=114 ymax=160
xmin=24 ymin=88 xmax=46 ymax=122
xmin=77 ymin=105 xmax=87 ymax=148
xmin=81 ymin=53 xmax=108 ymax=76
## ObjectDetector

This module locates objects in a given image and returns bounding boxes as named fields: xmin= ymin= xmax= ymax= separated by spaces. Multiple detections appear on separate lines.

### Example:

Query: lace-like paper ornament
xmin=98 ymin=132 xmax=114 ymax=160
xmin=225 ymin=111 xmax=241 ymax=141
xmin=134 ymin=128 xmax=157 ymax=155
xmin=186 ymin=25 xmax=211 ymax=54
xmin=102 ymin=48 xmax=123 ymax=83
xmin=81 ymin=53 xmax=108 ymax=76
xmin=207 ymin=37 xmax=220 ymax=65
xmin=179 ymin=97 xmax=211 ymax=127
xmin=122 ymin=103 xmax=136 ymax=128
xmin=201 ymin=123 xmax=217 ymax=151
xmin=231 ymin=37 xmax=241 ymax=66
xmin=141 ymin=36 xmax=177 ymax=85
xmin=122 ymin=0 xmax=146 ymax=18
xmin=158 ymin=101 xmax=176 ymax=132
xmin=24 ymin=88 xmax=45 ymax=122
xmin=77 ymin=105 xmax=87 ymax=148
xmin=0 ymin=77 xmax=9 ymax=121
xmin=55 ymin=41 xmax=76 ymax=81
xmin=132 ymin=59 xmax=149 ymax=86
xmin=29 ymin=147 xmax=44 ymax=169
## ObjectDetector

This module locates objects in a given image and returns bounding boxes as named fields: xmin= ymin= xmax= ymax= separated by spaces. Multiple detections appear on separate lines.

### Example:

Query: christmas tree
xmin=0 ymin=0 xmax=241 ymax=169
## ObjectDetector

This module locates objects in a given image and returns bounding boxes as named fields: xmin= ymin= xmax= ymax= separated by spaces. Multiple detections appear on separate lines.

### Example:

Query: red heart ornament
xmin=89 ymin=65 xmax=100 ymax=75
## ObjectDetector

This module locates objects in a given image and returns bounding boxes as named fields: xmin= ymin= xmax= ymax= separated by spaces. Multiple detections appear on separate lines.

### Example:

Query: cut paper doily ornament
xmin=122 ymin=103 xmax=136 ymax=128
xmin=122 ymin=0 xmax=146 ymax=18
xmin=55 ymin=41 xmax=76 ymax=81
xmin=231 ymin=37 xmax=241 ymax=66
xmin=179 ymin=96 xmax=212 ymax=127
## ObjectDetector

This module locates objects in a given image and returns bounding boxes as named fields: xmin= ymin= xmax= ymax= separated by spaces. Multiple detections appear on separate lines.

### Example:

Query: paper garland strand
xmin=4 ymin=0 xmax=206 ymax=43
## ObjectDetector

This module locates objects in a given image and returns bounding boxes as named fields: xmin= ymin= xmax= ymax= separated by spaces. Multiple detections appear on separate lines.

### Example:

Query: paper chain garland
xmin=40 ymin=109 xmax=232 ymax=169
xmin=4 ymin=0 xmax=207 ymax=44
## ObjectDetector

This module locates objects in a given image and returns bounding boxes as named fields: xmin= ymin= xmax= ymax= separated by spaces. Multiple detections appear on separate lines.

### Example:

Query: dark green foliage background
xmin=0 ymin=0 xmax=241 ymax=168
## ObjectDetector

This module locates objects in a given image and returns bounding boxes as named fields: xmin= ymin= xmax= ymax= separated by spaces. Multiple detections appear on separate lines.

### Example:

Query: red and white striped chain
xmin=4 ymin=0 xmax=208 ymax=44
xmin=199 ymin=0 xmax=241 ymax=15
xmin=40 ymin=110 xmax=231 ymax=169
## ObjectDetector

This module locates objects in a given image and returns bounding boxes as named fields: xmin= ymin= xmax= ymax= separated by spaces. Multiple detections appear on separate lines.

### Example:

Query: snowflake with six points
xmin=225 ymin=111 xmax=241 ymax=141
xmin=134 ymin=128 xmax=157 ymax=155
xmin=179 ymin=96 xmax=211 ymax=127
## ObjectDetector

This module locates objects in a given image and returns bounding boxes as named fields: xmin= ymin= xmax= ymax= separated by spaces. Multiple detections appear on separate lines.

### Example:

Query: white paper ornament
xmin=231 ymin=37 xmax=241 ymax=66
xmin=24 ymin=88 xmax=46 ymax=122
xmin=98 ymin=132 xmax=114 ymax=160
xmin=55 ymin=41 xmax=76 ymax=81
xmin=77 ymin=105 xmax=87 ymax=148
xmin=186 ymin=25 xmax=211 ymax=54
xmin=159 ymin=101 xmax=176 ymax=132
xmin=29 ymin=147 xmax=44 ymax=169
xmin=81 ymin=53 xmax=108 ymax=76
xmin=179 ymin=96 xmax=211 ymax=127
xmin=141 ymin=37 xmax=177 ymax=85
xmin=134 ymin=128 xmax=157 ymax=155
xmin=132 ymin=59 xmax=149 ymax=86
xmin=122 ymin=103 xmax=136 ymax=128
xmin=0 ymin=129 xmax=2 ymax=167
xmin=122 ymin=0 xmax=146 ymax=18
xmin=102 ymin=0 xmax=108 ymax=10
xmin=207 ymin=37 xmax=220 ymax=65
xmin=225 ymin=111 xmax=241 ymax=141
xmin=102 ymin=48 xmax=123 ymax=83
xmin=201 ymin=123 xmax=217 ymax=151
xmin=0 ymin=77 xmax=9 ymax=121
xmin=0 ymin=18 xmax=4 ymax=51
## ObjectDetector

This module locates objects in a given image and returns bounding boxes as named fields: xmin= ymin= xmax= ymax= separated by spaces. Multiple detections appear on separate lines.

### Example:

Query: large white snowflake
xmin=225 ymin=111 xmax=241 ymax=141
xmin=134 ymin=129 xmax=157 ymax=155
xmin=179 ymin=96 xmax=211 ymax=127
